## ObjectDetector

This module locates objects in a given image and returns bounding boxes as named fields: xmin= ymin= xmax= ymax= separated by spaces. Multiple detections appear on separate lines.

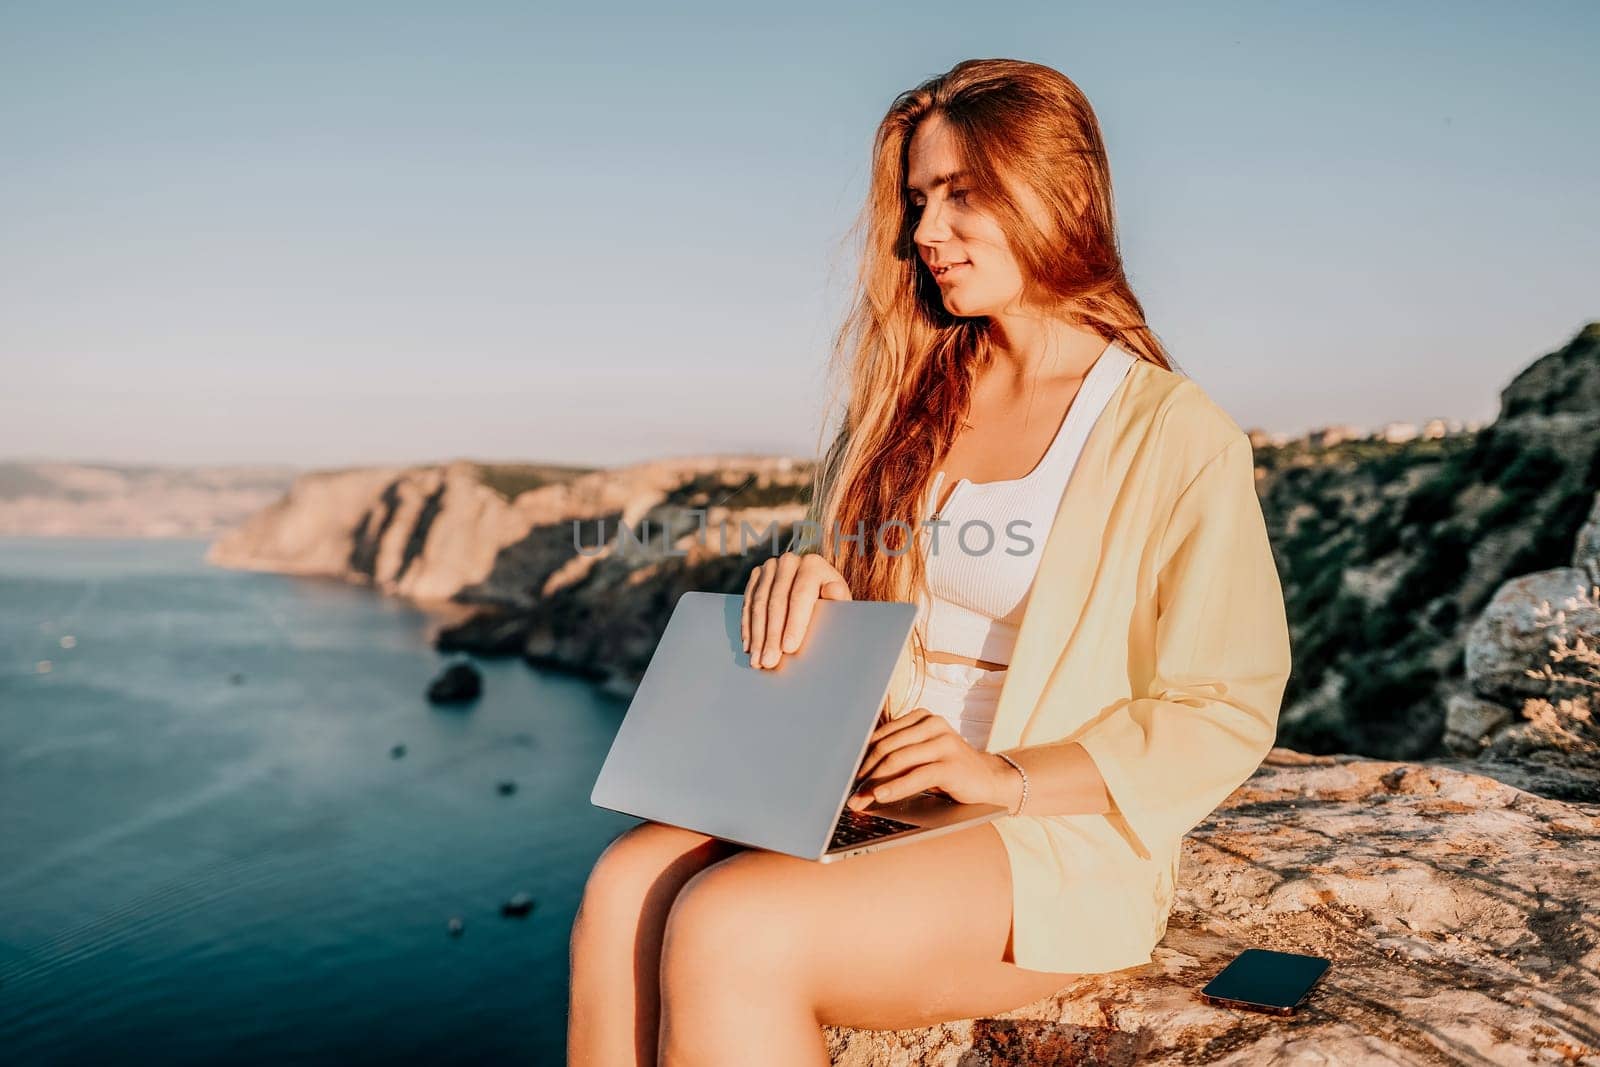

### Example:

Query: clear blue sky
xmin=3 ymin=1 xmax=1595 ymax=468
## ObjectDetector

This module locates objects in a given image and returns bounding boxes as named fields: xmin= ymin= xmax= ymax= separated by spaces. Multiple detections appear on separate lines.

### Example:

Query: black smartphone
xmin=1198 ymin=948 xmax=1330 ymax=1016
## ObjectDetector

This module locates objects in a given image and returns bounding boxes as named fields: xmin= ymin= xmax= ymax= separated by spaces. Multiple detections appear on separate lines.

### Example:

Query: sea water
xmin=0 ymin=536 xmax=637 ymax=1065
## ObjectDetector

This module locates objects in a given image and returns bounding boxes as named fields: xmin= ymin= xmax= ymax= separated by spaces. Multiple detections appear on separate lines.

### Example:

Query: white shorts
xmin=909 ymin=658 xmax=1009 ymax=750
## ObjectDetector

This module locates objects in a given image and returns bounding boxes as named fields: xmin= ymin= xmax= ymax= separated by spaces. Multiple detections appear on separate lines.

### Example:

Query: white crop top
xmin=914 ymin=342 xmax=1135 ymax=666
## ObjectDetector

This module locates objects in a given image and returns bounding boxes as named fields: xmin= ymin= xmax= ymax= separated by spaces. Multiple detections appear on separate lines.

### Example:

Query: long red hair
xmin=794 ymin=58 xmax=1176 ymax=690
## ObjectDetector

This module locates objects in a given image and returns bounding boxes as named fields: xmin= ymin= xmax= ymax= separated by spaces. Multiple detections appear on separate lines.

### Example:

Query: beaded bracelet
xmin=994 ymin=752 xmax=1029 ymax=816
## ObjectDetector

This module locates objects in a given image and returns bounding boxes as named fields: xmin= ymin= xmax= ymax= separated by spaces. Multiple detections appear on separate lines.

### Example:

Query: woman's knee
xmin=660 ymin=856 xmax=802 ymax=984
xmin=573 ymin=822 xmax=733 ymax=948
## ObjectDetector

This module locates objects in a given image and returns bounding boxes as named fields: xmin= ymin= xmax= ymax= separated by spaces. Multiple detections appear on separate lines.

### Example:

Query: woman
xmin=569 ymin=58 xmax=1292 ymax=1066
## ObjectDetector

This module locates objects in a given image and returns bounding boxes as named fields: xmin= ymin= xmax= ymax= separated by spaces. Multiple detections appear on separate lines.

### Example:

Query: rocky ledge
xmin=823 ymin=749 xmax=1600 ymax=1066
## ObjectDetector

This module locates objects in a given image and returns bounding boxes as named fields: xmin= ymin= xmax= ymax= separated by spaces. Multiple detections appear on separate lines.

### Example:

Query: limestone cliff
xmin=206 ymin=455 xmax=813 ymax=693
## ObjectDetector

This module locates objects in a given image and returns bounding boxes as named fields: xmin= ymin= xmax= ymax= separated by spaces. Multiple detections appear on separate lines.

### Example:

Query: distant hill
xmin=0 ymin=459 xmax=613 ymax=540
xmin=0 ymin=462 xmax=303 ymax=538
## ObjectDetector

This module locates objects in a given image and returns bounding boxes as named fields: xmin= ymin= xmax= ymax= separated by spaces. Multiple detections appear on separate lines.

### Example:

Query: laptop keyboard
xmin=828 ymin=807 xmax=920 ymax=851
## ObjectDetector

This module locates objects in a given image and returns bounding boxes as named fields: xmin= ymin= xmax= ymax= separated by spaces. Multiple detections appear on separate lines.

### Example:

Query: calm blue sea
xmin=0 ymin=537 xmax=638 ymax=1066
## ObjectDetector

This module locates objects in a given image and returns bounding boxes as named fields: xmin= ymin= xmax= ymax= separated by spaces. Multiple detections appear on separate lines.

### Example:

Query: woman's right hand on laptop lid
xmin=743 ymin=551 xmax=853 ymax=670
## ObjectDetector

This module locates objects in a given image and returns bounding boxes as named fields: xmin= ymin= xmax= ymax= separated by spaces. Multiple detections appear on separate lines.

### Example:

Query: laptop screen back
xmin=590 ymin=591 xmax=918 ymax=857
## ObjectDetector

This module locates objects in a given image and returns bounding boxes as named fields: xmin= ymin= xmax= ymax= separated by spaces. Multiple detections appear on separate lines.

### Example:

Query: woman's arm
xmin=994 ymin=433 xmax=1292 ymax=857
xmin=983 ymin=741 xmax=1111 ymax=816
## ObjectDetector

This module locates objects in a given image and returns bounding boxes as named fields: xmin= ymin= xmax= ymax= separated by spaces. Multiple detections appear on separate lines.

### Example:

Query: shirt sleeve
xmin=1066 ymin=431 xmax=1292 ymax=860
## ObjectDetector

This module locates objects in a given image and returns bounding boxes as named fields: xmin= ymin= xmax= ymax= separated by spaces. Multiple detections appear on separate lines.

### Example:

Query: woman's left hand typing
xmin=846 ymin=706 xmax=1018 ymax=812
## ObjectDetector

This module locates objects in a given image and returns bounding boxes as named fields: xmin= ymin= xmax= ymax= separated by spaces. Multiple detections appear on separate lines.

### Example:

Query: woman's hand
xmin=846 ymin=707 xmax=1016 ymax=811
xmin=742 ymin=551 xmax=853 ymax=669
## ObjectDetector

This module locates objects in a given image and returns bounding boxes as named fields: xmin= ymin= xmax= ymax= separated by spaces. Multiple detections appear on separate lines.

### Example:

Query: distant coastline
xmin=0 ymin=417 xmax=1494 ymax=543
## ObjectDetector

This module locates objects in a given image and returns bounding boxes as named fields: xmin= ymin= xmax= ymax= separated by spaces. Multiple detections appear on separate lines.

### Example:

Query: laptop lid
xmin=590 ymin=590 xmax=918 ymax=858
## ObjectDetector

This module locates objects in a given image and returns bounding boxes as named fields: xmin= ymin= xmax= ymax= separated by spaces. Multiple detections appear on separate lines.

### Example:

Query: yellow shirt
xmin=880 ymin=356 xmax=1293 ymax=974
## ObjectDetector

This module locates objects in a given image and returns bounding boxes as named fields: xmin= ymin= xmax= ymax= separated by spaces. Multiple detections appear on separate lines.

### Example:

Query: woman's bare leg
xmin=656 ymin=821 xmax=1082 ymax=1067
xmin=568 ymin=821 xmax=744 ymax=1066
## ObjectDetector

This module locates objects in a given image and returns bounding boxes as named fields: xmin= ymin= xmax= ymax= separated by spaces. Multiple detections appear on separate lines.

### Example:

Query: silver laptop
xmin=590 ymin=590 xmax=1009 ymax=861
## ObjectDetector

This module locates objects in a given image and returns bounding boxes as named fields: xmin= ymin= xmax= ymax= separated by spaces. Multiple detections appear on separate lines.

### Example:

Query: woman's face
xmin=905 ymin=114 xmax=1026 ymax=318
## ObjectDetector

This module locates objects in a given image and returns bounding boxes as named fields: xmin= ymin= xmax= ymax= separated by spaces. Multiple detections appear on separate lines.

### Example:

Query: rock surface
xmin=823 ymin=749 xmax=1600 ymax=1066
xmin=1262 ymin=323 xmax=1600 ymax=794
xmin=1466 ymin=568 xmax=1600 ymax=707
xmin=426 ymin=660 xmax=483 ymax=704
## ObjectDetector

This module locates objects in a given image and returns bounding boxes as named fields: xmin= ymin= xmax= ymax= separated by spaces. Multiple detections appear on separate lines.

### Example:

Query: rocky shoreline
xmin=205 ymin=453 xmax=811 ymax=695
